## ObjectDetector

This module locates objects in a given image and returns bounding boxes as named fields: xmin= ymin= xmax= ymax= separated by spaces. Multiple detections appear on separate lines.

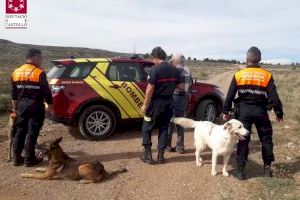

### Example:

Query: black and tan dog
xmin=21 ymin=137 xmax=127 ymax=183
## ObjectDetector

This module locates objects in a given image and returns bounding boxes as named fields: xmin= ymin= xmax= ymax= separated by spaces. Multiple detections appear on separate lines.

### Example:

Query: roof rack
xmin=130 ymin=54 xmax=144 ymax=59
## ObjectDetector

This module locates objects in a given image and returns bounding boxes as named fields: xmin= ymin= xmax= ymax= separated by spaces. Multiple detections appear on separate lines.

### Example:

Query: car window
xmin=107 ymin=62 xmax=142 ymax=82
xmin=47 ymin=65 xmax=66 ymax=79
xmin=108 ymin=65 xmax=119 ymax=81
xmin=69 ymin=65 xmax=92 ymax=78
xmin=47 ymin=63 xmax=95 ymax=79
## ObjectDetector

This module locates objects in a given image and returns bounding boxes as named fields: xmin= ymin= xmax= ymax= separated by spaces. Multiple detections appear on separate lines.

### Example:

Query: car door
xmin=106 ymin=62 xmax=145 ymax=119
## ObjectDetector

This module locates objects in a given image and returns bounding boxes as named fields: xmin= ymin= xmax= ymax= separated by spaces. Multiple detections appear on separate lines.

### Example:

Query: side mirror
xmin=140 ymin=77 xmax=147 ymax=82
xmin=191 ymin=78 xmax=196 ymax=84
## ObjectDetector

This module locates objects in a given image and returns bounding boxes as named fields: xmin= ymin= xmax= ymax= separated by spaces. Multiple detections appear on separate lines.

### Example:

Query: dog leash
xmin=279 ymin=122 xmax=297 ymax=159
xmin=172 ymin=116 xmax=178 ymax=133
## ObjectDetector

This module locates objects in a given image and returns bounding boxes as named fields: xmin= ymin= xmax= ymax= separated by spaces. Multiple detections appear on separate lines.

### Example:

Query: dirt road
xmin=203 ymin=70 xmax=235 ymax=93
xmin=0 ymin=71 xmax=298 ymax=200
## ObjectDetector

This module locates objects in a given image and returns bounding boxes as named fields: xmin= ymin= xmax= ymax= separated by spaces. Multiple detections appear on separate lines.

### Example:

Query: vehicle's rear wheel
xmin=77 ymin=105 xmax=116 ymax=140
xmin=196 ymin=99 xmax=217 ymax=122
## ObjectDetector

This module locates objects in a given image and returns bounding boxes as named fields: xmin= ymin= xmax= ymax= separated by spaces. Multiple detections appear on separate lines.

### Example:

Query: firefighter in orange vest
xmin=11 ymin=48 xmax=53 ymax=167
xmin=223 ymin=47 xmax=283 ymax=180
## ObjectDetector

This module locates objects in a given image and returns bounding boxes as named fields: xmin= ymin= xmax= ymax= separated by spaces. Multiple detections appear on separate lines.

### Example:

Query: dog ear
xmin=224 ymin=122 xmax=232 ymax=131
xmin=55 ymin=136 xmax=63 ymax=144
xmin=51 ymin=137 xmax=63 ymax=146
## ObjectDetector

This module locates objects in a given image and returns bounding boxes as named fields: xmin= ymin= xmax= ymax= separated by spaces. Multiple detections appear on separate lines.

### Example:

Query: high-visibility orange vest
xmin=235 ymin=67 xmax=272 ymax=88
xmin=12 ymin=63 xmax=43 ymax=83
xmin=11 ymin=63 xmax=44 ymax=100
xmin=233 ymin=66 xmax=273 ymax=101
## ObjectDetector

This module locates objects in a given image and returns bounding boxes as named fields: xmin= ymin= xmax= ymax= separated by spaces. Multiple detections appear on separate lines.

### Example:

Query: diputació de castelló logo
xmin=6 ymin=0 xmax=27 ymax=14
xmin=5 ymin=0 xmax=28 ymax=29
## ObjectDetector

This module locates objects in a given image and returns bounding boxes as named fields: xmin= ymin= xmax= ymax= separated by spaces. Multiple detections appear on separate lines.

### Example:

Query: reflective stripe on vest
xmin=16 ymin=85 xmax=41 ymax=89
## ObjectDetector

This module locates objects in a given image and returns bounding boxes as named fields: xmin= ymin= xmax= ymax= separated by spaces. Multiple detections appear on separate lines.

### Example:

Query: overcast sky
xmin=1 ymin=0 xmax=299 ymax=64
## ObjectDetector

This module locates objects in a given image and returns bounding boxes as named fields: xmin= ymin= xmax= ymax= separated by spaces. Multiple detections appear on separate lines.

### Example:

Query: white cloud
xmin=0 ymin=0 xmax=299 ymax=62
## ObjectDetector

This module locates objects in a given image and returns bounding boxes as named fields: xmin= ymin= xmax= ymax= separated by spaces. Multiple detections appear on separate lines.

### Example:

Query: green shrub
xmin=0 ymin=94 xmax=11 ymax=114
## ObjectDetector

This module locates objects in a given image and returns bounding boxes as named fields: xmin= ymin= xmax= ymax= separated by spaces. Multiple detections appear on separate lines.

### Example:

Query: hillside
xmin=0 ymin=39 xmax=129 ymax=71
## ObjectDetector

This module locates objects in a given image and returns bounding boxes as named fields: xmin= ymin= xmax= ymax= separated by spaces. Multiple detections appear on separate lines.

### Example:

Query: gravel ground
xmin=0 ymin=119 xmax=298 ymax=200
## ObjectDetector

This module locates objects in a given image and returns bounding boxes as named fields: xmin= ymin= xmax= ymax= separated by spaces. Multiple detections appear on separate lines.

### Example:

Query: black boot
xmin=165 ymin=146 xmax=175 ymax=152
xmin=12 ymin=154 xmax=24 ymax=166
xmin=24 ymin=156 xmax=43 ymax=167
xmin=157 ymin=150 xmax=165 ymax=164
xmin=263 ymin=164 xmax=272 ymax=178
xmin=236 ymin=165 xmax=246 ymax=180
xmin=141 ymin=148 xmax=153 ymax=164
xmin=175 ymin=146 xmax=185 ymax=154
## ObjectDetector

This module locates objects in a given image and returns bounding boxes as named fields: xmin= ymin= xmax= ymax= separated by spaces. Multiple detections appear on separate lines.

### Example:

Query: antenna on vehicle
xmin=133 ymin=44 xmax=136 ymax=54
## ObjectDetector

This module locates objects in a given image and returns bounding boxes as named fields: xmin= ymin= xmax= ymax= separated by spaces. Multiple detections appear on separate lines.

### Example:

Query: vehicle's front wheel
xmin=196 ymin=99 xmax=217 ymax=122
xmin=77 ymin=105 xmax=116 ymax=140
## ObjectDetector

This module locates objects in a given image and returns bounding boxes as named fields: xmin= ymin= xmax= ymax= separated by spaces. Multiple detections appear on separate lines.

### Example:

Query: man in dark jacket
xmin=223 ymin=46 xmax=283 ymax=180
xmin=166 ymin=54 xmax=191 ymax=154
xmin=141 ymin=47 xmax=184 ymax=164
xmin=11 ymin=48 xmax=53 ymax=167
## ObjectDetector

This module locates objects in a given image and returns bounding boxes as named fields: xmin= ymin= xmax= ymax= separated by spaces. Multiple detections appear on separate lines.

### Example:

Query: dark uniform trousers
xmin=142 ymin=99 xmax=173 ymax=151
xmin=166 ymin=94 xmax=187 ymax=149
xmin=13 ymin=99 xmax=45 ymax=161
xmin=236 ymin=102 xmax=274 ymax=166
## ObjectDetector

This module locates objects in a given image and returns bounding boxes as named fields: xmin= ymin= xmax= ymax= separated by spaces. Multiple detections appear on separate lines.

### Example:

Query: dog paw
xmin=196 ymin=162 xmax=203 ymax=167
xmin=211 ymin=171 xmax=217 ymax=176
xmin=79 ymin=180 xmax=86 ymax=184
xmin=80 ymin=179 xmax=93 ymax=184
xmin=35 ymin=167 xmax=47 ymax=172
xmin=222 ymin=171 xmax=229 ymax=177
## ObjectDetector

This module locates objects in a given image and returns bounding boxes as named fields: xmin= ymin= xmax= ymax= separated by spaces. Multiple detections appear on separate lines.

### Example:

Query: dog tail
xmin=106 ymin=167 xmax=128 ymax=178
xmin=171 ymin=117 xmax=197 ymax=128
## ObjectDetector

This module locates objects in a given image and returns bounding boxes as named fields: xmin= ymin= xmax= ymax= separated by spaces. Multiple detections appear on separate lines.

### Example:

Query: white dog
xmin=172 ymin=118 xmax=249 ymax=176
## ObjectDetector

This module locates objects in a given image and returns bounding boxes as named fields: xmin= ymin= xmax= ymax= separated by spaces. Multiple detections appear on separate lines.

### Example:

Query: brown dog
xmin=21 ymin=137 xmax=127 ymax=183
xmin=7 ymin=112 xmax=17 ymax=161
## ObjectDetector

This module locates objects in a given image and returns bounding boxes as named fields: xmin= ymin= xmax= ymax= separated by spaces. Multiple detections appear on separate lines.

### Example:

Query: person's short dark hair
xmin=151 ymin=46 xmax=167 ymax=60
xmin=247 ymin=46 xmax=261 ymax=64
xmin=26 ymin=48 xmax=42 ymax=59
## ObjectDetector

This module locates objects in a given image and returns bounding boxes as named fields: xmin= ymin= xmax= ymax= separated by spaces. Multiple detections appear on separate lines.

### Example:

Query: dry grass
xmin=252 ymin=178 xmax=298 ymax=200
xmin=188 ymin=61 xmax=233 ymax=80
xmin=272 ymin=69 xmax=300 ymax=124
xmin=0 ymin=71 xmax=11 ymax=113
xmin=262 ymin=68 xmax=299 ymax=200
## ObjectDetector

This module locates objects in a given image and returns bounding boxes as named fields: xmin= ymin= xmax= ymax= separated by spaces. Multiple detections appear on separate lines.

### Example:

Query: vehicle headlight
xmin=216 ymin=87 xmax=224 ymax=95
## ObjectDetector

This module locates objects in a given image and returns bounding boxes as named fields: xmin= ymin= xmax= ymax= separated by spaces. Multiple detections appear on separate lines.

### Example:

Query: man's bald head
xmin=246 ymin=46 xmax=261 ymax=64
xmin=169 ymin=54 xmax=185 ymax=66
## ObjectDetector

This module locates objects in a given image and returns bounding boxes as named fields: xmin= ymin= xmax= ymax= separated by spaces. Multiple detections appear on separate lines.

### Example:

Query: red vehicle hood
xmin=193 ymin=81 xmax=217 ymax=88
